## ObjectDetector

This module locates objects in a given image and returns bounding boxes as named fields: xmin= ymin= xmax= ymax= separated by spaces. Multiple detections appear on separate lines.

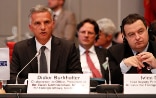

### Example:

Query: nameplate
xmin=27 ymin=73 xmax=90 ymax=94
xmin=124 ymin=74 xmax=156 ymax=94
xmin=0 ymin=48 xmax=10 ymax=80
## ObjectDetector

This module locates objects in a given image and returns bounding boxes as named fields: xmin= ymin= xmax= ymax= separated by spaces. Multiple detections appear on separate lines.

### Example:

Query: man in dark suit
xmin=7 ymin=4 xmax=82 ymax=84
xmin=48 ymin=0 xmax=76 ymax=41
xmin=107 ymin=13 xmax=156 ymax=85
xmin=76 ymin=18 xmax=108 ymax=86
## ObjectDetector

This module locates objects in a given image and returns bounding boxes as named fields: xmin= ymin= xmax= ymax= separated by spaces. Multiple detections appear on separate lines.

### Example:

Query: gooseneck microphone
xmin=96 ymin=57 xmax=122 ymax=93
xmin=106 ymin=57 xmax=111 ymax=84
xmin=15 ymin=52 xmax=40 ymax=84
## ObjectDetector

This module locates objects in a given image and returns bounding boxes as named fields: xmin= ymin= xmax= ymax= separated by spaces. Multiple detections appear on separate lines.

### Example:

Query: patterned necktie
xmin=40 ymin=46 xmax=47 ymax=73
xmin=85 ymin=50 xmax=102 ymax=78
xmin=136 ymin=52 xmax=142 ymax=73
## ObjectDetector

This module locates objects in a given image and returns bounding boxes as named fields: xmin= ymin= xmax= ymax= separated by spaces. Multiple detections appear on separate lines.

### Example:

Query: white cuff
xmin=120 ymin=60 xmax=131 ymax=74
xmin=151 ymin=68 xmax=156 ymax=74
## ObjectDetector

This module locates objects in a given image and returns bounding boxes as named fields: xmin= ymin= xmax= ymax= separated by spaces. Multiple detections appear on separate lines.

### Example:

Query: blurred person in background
xmin=94 ymin=18 xmax=117 ymax=49
xmin=76 ymin=18 xmax=108 ymax=86
xmin=48 ymin=0 xmax=76 ymax=41
xmin=113 ymin=31 xmax=123 ymax=44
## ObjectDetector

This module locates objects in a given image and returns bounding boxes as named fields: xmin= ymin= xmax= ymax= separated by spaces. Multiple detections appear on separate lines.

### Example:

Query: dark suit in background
xmin=94 ymin=47 xmax=108 ymax=79
xmin=107 ymin=41 xmax=156 ymax=85
xmin=8 ymin=36 xmax=82 ymax=84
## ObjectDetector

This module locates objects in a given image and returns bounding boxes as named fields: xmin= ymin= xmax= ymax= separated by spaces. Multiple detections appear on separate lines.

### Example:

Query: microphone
xmin=4 ymin=52 xmax=40 ymax=93
xmin=96 ymin=57 xmax=122 ymax=93
xmin=15 ymin=52 xmax=40 ymax=84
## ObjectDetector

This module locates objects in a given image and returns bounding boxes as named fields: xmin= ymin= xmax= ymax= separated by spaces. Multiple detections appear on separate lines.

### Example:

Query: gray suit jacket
xmin=8 ymin=36 xmax=82 ymax=84
xmin=53 ymin=9 xmax=76 ymax=41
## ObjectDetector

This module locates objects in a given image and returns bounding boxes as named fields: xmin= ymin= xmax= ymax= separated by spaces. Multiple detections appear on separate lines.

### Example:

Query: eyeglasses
xmin=79 ymin=31 xmax=95 ymax=35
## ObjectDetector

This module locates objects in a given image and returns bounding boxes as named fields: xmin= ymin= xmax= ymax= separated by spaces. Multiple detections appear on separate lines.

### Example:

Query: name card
xmin=124 ymin=74 xmax=156 ymax=94
xmin=0 ymin=48 xmax=10 ymax=80
xmin=27 ymin=73 xmax=90 ymax=94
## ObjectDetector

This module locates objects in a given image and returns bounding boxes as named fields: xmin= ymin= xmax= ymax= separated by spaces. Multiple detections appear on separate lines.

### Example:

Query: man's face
xmin=29 ymin=12 xmax=54 ymax=44
xmin=94 ymin=31 xmax=111 ymax=48
xmin=124 ymin=20 xmax=149 ymax=52
xmin=78 ymin=22 xmax=96 ymax=49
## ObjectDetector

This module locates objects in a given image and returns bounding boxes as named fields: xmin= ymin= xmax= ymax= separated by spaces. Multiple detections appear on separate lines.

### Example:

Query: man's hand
xmin=123 ymin=55 xmax=144 ymax=69
xmin=138 ymin=52 xmax=156 ymax=69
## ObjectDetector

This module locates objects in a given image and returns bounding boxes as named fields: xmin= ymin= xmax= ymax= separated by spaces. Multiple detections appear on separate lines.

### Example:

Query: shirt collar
xmin=35 ymin=37 xmax=52 ymax=52
xmin=132 ymin=42 xmax=149 ymax=55
xmin=79 ymin=45 xmax=96 ymax=55
xmin=53 ymin=8 xmax=62 ymax=16
xmin=106 ymin=42 xmax=112 ymax=49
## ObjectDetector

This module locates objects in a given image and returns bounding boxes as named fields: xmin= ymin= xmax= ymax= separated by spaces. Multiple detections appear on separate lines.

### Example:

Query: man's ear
xmin=28 ymin=24 xmax=32 ymax=32
xmin=106 ymin=34 xmax=113 ymax=41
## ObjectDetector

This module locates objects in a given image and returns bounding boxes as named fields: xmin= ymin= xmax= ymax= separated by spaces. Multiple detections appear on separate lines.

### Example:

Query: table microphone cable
xmin=113 ymin=89 xmax=119 ymax=98
xmin=16 ymin=88 xmax=23 ymax=98
xmin=16 ymin=93 xmax=20 ymax=98
xmin=103 ymin=90 xmax=119 ymax=98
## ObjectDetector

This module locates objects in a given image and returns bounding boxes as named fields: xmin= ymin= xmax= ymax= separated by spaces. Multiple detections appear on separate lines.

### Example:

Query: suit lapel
xmin=50 ymin=36 xmax=61 ymax=72
xmin=27 ymin=37 xmax=38 ymax=73
xmin=124 ymin=44 xmax=134 ymax=58
xmin=95 ymin=47 xmax=106 ymax=65
xmin=95 ymin=47 xmax=106 ymax=78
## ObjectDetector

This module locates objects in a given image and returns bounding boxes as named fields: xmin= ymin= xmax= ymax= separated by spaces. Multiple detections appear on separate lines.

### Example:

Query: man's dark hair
xmin=77 ymin=18 xmax=99 ymax=35
xmin=120 ymin=13 xmax=147 ymax=36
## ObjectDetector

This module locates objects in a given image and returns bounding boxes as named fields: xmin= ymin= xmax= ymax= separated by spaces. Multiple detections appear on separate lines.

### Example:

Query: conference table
xmin=0 ymin=93 xmax=156 ymax=98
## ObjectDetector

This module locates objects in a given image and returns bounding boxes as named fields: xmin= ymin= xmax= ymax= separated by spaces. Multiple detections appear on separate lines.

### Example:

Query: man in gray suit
xmin=76 ymin=18 xmax=108 ymax=86
xmin=7 ymin=4 xmax=82 ymax=84
xmin=48 ymin=0 xmax=76 ymax=41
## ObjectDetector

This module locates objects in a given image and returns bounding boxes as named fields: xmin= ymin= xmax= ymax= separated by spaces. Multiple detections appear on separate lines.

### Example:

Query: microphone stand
xmin=4 ymin=52 xmax=40 ymax=93
xmin=96 ymin=57 xmax=122 ymax=93
xmin=15 ymin=52 xmax=40 ymax=84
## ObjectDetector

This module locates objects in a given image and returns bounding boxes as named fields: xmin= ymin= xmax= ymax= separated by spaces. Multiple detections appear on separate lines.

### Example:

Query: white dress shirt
xmin=53 ymin=8 xmax=62 ymax=21
xmin=79 ymin=45 xmax=102 ymax=78
xmin=35 ymin=37 xmax=52 ymax=73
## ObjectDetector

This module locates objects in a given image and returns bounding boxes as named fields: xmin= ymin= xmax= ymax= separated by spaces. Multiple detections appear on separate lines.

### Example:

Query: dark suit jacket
xmin=53 ymin=9 xmax=76 ymax=41
xmin=78 ymin=46 xmax=108 ymax=86
xmin=8 ymin=36 xmax=82 ymax=84
xmin=107 ymin=41 xmax=156 ymax=85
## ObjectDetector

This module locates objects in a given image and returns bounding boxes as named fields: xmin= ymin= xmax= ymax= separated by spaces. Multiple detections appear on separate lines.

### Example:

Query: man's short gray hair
xmin=28 ymin=4 xmax=53 ymax=23
xmin=97 ymin=18 xmax=116 ymax=35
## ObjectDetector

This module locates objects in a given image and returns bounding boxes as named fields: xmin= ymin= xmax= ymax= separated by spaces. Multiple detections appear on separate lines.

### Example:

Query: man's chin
xmin=135 ymin=45 xmax=146 ymax=51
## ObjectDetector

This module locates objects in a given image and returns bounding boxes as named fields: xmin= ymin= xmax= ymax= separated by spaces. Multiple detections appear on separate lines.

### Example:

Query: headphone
xmin=120 ymin=24 xmax=156 ymax=43
xmin=95 ymin=34 xmax=99 ymax=41
xmin=120 ymin=25 xmax=128 ymax=44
